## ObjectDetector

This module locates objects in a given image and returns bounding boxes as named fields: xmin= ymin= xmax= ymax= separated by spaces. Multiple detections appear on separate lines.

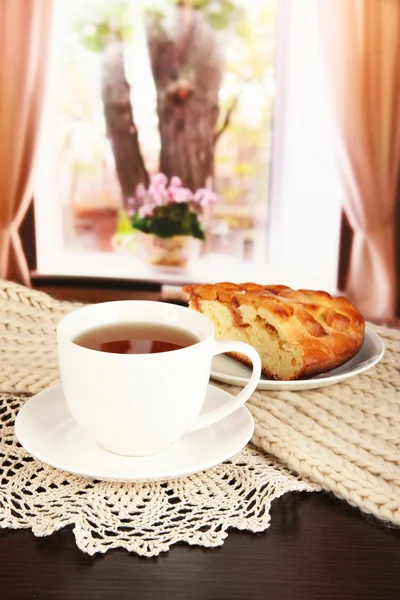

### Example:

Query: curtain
xmin=318 ymin=0 xmax=400 ymax=321
xmin=0 ymin=0 xmax=53 ymax=285
xmin=267 ymin=0 xmax=343 ymax=294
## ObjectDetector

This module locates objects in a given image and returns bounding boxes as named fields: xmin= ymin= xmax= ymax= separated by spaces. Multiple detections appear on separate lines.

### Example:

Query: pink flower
xmin=193 ymin=188 xmax=217 ymax=207
xmin=148 ymin=181 xmax=169 ymax=206
xmin=135 ymin=183 xmax=147 ymax=200
xmin=172 ymin=187 xmax=193 ymax=203
xmin=138 ymin=204 xmax=154 ymax=218
xmin=151 ymin=173 xmax=168 ymax=187
xmin=170 ymin=176 xmax=182 ymax=188
xmin=167 ymin=187 xmax=176 ymax=202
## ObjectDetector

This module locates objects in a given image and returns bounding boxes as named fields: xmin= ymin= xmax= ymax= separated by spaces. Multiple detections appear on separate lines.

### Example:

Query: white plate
xmin=15 ymin=384 xmax=254 ymax=482
xmin=211 ymin=324 xmax=384 ymax=391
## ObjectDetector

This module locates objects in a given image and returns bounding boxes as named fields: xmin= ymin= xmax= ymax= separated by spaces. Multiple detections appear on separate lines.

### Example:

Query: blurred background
xmin=0 ymin=0 xmax=399 ymax=324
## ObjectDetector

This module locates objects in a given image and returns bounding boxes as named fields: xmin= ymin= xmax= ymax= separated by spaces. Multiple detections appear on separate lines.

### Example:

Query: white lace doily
xmin=4 ymin=280 xmax=399 ymax=549
xmin=0 ymin=393 xmax=316 ymax=556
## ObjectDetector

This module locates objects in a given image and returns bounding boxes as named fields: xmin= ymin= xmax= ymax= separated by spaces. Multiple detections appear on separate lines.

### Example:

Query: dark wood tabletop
xmin=1 ymin=490 xmax=399 ymax=600
xmin=1 ymin=281 xmax=398 ymax=599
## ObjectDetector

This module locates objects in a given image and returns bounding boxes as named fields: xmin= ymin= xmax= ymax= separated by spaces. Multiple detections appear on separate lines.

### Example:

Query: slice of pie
xmin=183 ymin=282 xmax=365 ymax=380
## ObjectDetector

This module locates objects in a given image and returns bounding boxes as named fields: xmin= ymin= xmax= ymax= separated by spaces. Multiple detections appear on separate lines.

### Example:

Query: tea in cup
xmin=57 ymin=301 xmax=261 ymax=456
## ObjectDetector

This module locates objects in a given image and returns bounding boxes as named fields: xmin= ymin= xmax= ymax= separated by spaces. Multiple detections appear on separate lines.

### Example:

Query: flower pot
xmin=112 ymin=231 xmax=203 ymax=270
xmin=140 ymin=232 xmax=202 ymax=268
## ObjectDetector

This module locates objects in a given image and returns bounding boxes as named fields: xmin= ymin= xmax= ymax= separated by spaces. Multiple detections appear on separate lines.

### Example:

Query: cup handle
xmin=187 ymin=340 xmax=262 ymax=432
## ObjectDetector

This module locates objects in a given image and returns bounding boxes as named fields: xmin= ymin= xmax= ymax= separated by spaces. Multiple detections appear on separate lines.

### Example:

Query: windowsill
xmin=35 ymin=249 xmax=339 ymax=295
xmin=36 ymin=251 xmax=267 ymax=285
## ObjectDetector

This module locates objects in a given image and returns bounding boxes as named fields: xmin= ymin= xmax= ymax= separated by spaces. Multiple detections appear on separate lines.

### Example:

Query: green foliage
xmin=190 ymin=0 xmax=243 ymax=30
xmin=132 ymin=203 xmax=205 ymax=240
xmin=73 ymin=0 xmax=133 ymax=52
xmin=116 ymin=209 xmax=134 ymax=235
xmin=145 ymin=0 xmax=243 ymax=31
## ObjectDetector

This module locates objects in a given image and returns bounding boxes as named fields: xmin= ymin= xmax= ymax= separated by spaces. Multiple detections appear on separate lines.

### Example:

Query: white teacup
xmin=57 ymin=300 xmax=261 ymax=457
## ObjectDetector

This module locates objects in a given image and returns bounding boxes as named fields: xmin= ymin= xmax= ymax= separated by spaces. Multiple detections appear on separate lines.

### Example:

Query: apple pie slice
xmin=183 ymin=282 xmax=365 ymax=380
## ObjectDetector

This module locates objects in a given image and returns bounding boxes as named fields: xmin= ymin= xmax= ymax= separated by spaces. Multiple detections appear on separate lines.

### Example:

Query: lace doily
xmin=0 ymin=392 xmax=316 ymax=556
xmin=1 ymin=278 xmax=399 ymax=553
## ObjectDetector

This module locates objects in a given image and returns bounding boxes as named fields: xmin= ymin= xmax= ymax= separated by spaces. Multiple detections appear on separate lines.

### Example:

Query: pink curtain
xmin=0 ymin=0 xmax=53 ymax=285
xmin=318 ymin=0 xmax=400 ymax=321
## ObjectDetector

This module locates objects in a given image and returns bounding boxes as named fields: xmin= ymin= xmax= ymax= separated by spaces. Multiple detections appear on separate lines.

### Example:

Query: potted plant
xmin=113 ymin=173 xmax=216 ymax=270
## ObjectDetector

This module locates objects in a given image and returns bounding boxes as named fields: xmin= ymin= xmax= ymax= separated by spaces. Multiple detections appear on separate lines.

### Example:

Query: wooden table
xmin=1 ymin=491 xmax=399 ymax=600
xmin=2 ymin=280 xmax=399 ymax=598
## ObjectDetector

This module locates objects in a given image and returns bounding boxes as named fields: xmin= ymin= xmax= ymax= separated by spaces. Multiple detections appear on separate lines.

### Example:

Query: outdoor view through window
xmin=35 ymin=0 xmax=277 ymax=283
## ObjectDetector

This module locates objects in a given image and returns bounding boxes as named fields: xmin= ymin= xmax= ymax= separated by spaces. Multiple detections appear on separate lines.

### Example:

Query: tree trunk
xmin=146 ymin=9 xmax=224 ymax=191
xmin=101 ymin=40 xmax=149 ymax=207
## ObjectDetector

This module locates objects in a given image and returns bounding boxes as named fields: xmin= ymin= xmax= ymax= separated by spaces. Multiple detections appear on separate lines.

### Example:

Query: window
xmin=34 ymin=0 xmax=277 ymax=284
xmin=34 ymin=0 xmax=342 ymax=292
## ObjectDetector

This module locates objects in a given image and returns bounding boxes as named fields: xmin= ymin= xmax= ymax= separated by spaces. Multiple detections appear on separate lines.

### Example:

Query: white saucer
xmin=15 ymin=384 xmax=254 ymax=482
xmin=211 ymin=324 xmax=385 ymax=392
